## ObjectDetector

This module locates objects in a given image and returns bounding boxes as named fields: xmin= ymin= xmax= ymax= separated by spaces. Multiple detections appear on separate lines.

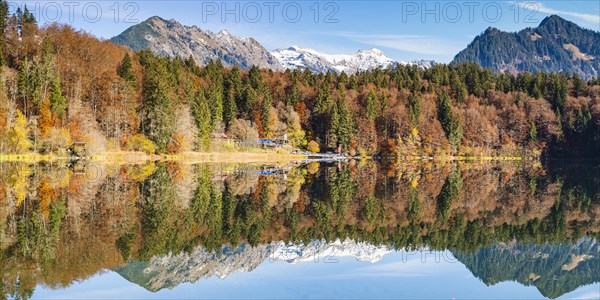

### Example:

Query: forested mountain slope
xmin=453 ymin=15 xmax=600 ymax=80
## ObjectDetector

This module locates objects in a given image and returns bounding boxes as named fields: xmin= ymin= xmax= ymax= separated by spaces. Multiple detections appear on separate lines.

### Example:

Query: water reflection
xmin=0 ymin=160 xmax=598 ymax=299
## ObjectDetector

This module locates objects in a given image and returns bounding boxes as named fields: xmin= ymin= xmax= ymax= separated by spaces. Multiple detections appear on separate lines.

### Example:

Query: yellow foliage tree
xmin=127 ymin=134 xmax=156 ymax=154
xmin=307 ymin=140 xmax=320 ymax=153
xmin=11 ymin=164 xmax=31 ymax=207
xmin=8 ymin=110 xmax=31 ymax=153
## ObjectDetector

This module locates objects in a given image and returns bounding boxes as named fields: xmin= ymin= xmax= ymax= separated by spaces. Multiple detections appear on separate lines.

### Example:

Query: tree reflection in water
xmin=0 ymin=161 xmax=598 ymax=298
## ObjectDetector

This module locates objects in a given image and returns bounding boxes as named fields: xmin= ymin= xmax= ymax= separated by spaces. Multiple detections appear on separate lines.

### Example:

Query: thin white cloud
xmin=319 ymin=32 xmax=464 ymax=57
xmin=513 ymin=2 xmax=599 ymax=25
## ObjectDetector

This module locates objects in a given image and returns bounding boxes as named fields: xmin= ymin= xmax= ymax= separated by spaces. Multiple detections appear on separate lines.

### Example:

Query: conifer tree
xmin=207 ymin=82 xmax=223 ymax=127
xmin=192 ymin=89 xmax=212 ymax=150
xmin=49 ymin=76 xmax=67 ymax=122
xmin=329 ymin=94 xmax=354 ymax=149
xmin=223 ymin=88 xmax=237 ymax=129
xmin=530 ymin=121 xmax=538 ymax=141
xmin=437 ymin=91 xmax=463 ymax=151
xmin=314 ymin=86 xmax=331 ymax=114
xmin=0 ymin=0 xmax=8 ymax=66
xmin=117 ymin=53 xmax=136 ymax=83
xmin=242 ymin=84 xmax=258 ymax=116
xmin=140 ymin=56 xmax=176 ymax=153
xmin=552 ymin=75 xmax=568 ymax=110
xmin=260 ymin=87 xmax=272 ymax=137
xmin=572 ymin=73 xmax=586 ymax=97
xmin=366 ymin=90 xmax=377 ymax=120
xmin=408 ymin=92 xmax=422 ymax=127
xmin=451 ymin=72 xmax=467 ymax=103
xmin=247 ymin=65 xmax=263 ymax=89
xmin=286 ymin=77 xmax=301 ymax=106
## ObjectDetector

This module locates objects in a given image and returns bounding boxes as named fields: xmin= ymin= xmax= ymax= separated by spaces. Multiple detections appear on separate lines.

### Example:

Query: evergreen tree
xmin=117 ymin=53 xmax=136 ymax=83
xmin=451 ymin=72 xmax=467 ymax=103
xmin=247 ymin=65 xmax=263 ymax=89
xmin=572 ymin=74 xmax=586 ymax=97
xmin=330 ymin=95 xmax=354 ymax=149
xmin=260 ymin=88 xmax=272 ymax=137
xmin=22 ymin=5 xmax=36 ymax=24
xmin=314 ymin=85 xmax=331 ymax=114
xmin=222 ymin=67 xmax=242 ymax=128
xmin=437 ymin=91 xmax=463 ymax=151
xmin=408 ymin=92 xmax=422 ymax=127
xmin=529 ymin=79 xmax=542 ymax=99
xmin=366 ymin=90 xmax=377 ymax=120
xmin=286 ymin=77 xmax=301 ymax=106
xmin=242 ymin=84 xmax=258 ymax=116
xmin=556 ymin=108 xmax=564 ymax=142
xmin=552 ymin=75 xmax=568 ymax=110
xmin=379 ymin=92 xmax=388 ymax=115
xmin=49 ymin=76 xmax=67 ymax=122
xmin=140 ymin=55 xmax=176 ymax=153
xmin=0 ymin=1 xmax=7 ymax=34
xmin=223 ymin=88 xmax=237 ymax=128
xmin=207 ymin=82 xmax=223 ymax=127
xmin=225 ymin=66 xmax=243 ymax=110
xmin=530 ymin=121 xmax=538 ymax=141
xmin=436 ymin=167 xmax=462 ymax=222
xmin=0 ymin=0 xmax=8 ymax=66
xmin=192 ymin=89 xmax=212 ymax=150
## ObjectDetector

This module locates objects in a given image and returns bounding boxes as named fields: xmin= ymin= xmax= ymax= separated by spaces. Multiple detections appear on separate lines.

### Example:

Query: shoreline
xmin=0 ymin=151 xmax=310 ymax=164
xmin=0 ymin=151 xmax=536 ymax=164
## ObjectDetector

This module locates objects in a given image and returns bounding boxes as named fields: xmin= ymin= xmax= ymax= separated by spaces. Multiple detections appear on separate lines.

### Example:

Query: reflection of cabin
xmin=71 ymin=142 xmax=86 ymax=157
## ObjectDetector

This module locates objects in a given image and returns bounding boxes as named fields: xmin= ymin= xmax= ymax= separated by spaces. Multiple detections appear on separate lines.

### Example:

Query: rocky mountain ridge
xmin=115 ymin=238 xmax=391 ymax=292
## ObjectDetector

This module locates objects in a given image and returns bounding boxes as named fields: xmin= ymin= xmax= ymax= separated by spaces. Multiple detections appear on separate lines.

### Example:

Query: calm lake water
xmin=0 ymin=160 xmax=598 ymax=299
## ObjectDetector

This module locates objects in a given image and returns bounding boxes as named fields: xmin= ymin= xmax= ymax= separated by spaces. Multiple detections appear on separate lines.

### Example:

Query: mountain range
xmin=110 ymin=16 xmax=433 ymax=74
xmin=115 ymin=238 xmax=598 ymax=298
xmin=115 ymin=239 xmax=391 ymax=292
xmin=112 ymin=15 xmax=600 ymax=78
xmin=271 ymin=46 xmax=434 ymax=73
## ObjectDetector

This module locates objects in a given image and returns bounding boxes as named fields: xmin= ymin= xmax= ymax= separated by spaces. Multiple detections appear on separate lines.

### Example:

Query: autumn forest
xmin=0 ymin=4 xmax=598 ymax=160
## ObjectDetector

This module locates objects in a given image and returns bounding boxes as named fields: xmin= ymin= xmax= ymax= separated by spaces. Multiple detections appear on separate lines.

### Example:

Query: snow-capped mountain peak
xmin=357 ymin=48 xmax=385 ymax=56
xmin=115 ymin=239 xmax=392 ymax=292
xmin=271 ymin=46 xmax=433 ymax=74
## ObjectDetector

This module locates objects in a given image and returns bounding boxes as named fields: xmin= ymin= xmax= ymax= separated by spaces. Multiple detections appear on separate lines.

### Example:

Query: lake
xmin=0 ymin=160 xmax=598 ymax=299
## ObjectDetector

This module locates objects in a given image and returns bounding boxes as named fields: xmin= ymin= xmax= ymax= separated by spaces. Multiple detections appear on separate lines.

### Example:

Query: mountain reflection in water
xmin=0 ymin=160 xmax=598 ymax=299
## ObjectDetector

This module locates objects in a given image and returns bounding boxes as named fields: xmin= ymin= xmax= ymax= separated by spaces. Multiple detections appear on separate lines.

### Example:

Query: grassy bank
xmin=0 ymin=149 xmax=308 ymax=164
xmin=90 ymin=151 xmax=308 ymax=164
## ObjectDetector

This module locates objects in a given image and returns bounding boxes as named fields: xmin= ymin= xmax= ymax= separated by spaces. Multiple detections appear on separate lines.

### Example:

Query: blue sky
xmin=30 ymin=250 xmax=600 ymax=299
xmin=11 ymin=1 xmax=600 ymax=62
